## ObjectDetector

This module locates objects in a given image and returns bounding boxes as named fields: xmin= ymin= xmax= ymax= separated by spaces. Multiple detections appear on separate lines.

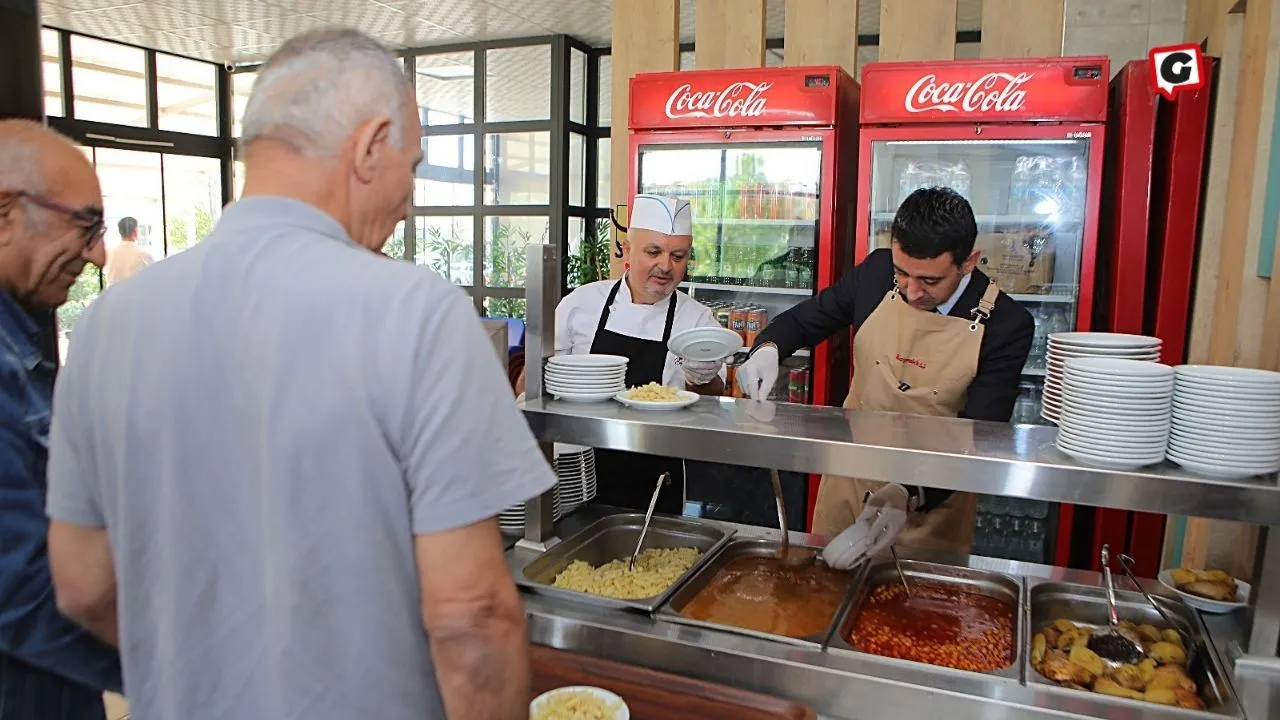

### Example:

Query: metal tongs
xmin=890 ymin=545 xmax=912 ymax=598
xmin=1116 ymin=553 xmax=1200 ymax=669
xmin=628 ymin=472 xmax=671 ymax=572
xmin=1087 ymin=544 xmax=1146 ymax=664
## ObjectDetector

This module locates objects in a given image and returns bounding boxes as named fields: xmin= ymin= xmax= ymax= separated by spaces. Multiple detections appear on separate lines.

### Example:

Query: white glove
xmin=680 ymin=358 xmax=723 ymax=386
xmin=821 ymin=484 xmax=910 ymax=571
xmin=736 ymin=345 xmax=779 ymax=400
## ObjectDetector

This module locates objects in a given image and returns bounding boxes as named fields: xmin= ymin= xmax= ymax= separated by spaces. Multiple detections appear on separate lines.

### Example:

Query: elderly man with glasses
xmin=0 ymin=119 xmax=121 ymax=720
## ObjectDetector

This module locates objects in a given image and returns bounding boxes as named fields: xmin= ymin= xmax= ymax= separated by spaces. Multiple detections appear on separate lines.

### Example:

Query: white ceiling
xmin=41 ymin=0 xmax=984 ymax=65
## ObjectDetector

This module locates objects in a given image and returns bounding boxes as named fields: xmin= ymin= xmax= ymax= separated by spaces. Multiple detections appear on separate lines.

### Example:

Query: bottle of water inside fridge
xmin=898 ymin=162 xmax=923 ymax=207
xmin=948 ymin=160 xmax=972 ymax=200
xmin=1009 ymin=157 xmax=1030 ymax=216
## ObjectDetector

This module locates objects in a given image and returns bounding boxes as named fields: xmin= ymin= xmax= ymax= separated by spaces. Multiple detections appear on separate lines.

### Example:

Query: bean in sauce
xmin=850 ymin=582 xmax=1014 ymax=672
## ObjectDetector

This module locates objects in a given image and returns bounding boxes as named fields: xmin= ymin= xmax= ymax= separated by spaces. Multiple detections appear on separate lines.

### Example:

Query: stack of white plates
xmin=498 ymin=484 xmax=562 ymax=534
xmin=544 ymin=354 xmax=628 ymax=402
xmin=1055 ymin=358 xmax=1174 ymax=469
xmin=1042 ymin=332 xmax=1163 ymax=423
xmin=553 ymin=443 xmax=598 ymax=512
xmin=1168 ymin=366 xmax=1280 ymax=477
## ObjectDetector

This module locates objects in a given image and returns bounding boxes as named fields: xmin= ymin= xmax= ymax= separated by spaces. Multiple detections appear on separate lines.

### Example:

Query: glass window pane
xmin=383 ymin=220 xmax=406 ymax=260
xmin=415 ymin=52 xmax=474 ymax=125
xmin=679 ymin=50 xmax=695 ymax=71
xmin=71 ymin=36 xmax=147 ymax=127
xmin=485 ymin=45 xmax=550 ymax=122
xmin=597 ymin=137 xmax=611 ymax=209
xmin=569 ymin=133 xmax=586 ymax=207
xmin=58 ymin=266 xmax=102 ymax=359
xmin=484 ymin=132 xmax=550 ymax=205
xmin=162 ymin=155 xmax=222 ymax=257
xmin=766 ymin=49 xmax=784 ymax=67
xmin=415 ymin=216 xmax=474 ymax=286
xmin=598 ymin=54 xmax=612 ymax=126
xmin=42 ymin=29 xmax=62 ymax=118
xmin=570 ymin=48 xmax=587 ymax=125
xmin=96 ymin=148 xmax=164 ymax=259
xmin=483 ymin=296 xmax=526 ymax=320
xmin=232 ymin=71 xmax=257 ymax=138
xmin=416 ymin=134 xmax=475 ymax=207
xmin=484 ymin=216 xmax=548 ymax=288
xmin=157 ymin=53 xmax=217 ymax=136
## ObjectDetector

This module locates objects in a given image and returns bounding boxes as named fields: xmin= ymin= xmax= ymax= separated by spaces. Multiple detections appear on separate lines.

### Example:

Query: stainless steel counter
xmin=520 ymin=396 xmax=1280 ymax=526
xmin=513 ymin=506 xmax=1271 ymax=720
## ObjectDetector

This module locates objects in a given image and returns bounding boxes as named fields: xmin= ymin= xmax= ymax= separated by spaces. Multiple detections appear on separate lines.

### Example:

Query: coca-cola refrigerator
xmin=853 ymin=57 xmax=1112 ymax=563
xmin=627 ymin=66 xmax=859 ymax=528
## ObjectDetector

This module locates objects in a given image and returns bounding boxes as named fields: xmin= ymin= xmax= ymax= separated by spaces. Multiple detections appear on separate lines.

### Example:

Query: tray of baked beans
xmin=826 ymin=560 xmax=1023 ymax=680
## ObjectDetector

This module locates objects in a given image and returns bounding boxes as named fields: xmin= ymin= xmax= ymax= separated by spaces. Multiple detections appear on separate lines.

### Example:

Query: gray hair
xmin=241 ymin=29 xmax=411 ymax=158
xmin=0 ymin=119 xmax=51 ymax=194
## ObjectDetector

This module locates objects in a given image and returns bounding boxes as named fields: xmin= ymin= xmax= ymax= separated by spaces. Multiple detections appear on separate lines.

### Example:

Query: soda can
xmin=729 ymin=306 xmax=748 ymax=343
xmin=788 ymin=367 xmax=809 ymax=404
xmin=745 ymin=307 xmax=768 ymax=347
xmin=715 ymin=307 xmax=732 ymax=329
xmin=724 ymin=366 xmax=737 ymax=397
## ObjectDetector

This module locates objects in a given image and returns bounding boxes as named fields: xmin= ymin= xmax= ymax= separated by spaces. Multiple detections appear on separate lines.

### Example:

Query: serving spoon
xmin=771 ymin=468 xmax=814 ymax=568
xmin=628 ymin=472 xmax=670 ymax=572
xmin=1087 ymin=544 xmax=1146 ymax=665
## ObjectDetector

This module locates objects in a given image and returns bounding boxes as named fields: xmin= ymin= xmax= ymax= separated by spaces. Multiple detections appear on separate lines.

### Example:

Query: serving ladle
xmin=628 ymin=472 xmax=670 ymax=572
xmin=1087 ymin=544 xmax=1146 ymax=665
xmin=771 ymin=468 xmax=814 ymax=568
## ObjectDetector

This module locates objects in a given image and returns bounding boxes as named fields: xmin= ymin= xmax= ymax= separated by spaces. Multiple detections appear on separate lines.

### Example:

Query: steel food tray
xmin=654 ymin=538 xmax=861 ymax=648
xmin=1025 ymin=579 xmax=1242 ymax=718
xmin=827 ymin=559 xmax=1025 ymax=682
xmin=517 ymin=513 xmax=734 ymax=613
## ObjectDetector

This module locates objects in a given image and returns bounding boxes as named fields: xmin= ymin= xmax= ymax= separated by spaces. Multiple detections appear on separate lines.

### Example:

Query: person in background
xmin=103 ymin=216 xmax=152 ymax=286
xmin=44 ymin=29 xmax=553 ymax=720
xmin=0 ymin=119 xmax=122 ymax=719
xmin=736 ymin=187 xmax=1034 ymax=568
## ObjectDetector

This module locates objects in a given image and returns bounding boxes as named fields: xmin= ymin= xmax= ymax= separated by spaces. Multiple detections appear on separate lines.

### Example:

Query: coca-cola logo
xmin=905 ymin=72 xmax=1034 ymax=114
xmin=664 ymin=81 xmax=773 ymax=119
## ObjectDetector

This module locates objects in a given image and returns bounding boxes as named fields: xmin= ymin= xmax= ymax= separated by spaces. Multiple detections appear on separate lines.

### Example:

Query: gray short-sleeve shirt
xmin=46 ymin=197 xmax=554 ymax=720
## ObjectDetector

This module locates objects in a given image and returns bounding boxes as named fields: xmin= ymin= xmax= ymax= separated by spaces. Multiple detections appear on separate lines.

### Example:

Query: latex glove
xmin=679 ymin=357 xmax=723 ymax=386
xmin=821 ymin=484 xmax=910 ymax=571
xmin=736 ymin=345 xmax=779 ymax=400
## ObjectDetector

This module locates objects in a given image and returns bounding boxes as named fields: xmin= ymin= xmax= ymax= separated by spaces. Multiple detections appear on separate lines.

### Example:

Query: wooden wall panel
xmin=695 ymin=0 xmax=766 ymax=69
xmin=609 ymin=0 xmax=680 ymax=279
xmin=1185 ymin=0 xmax=1237 ymax=53
xmin=879 ymin=0 xmax=957 ymax=62
xmin=782 ymin=0 xmax=860 ymax=75
xmin=979 ymin=0 xmax=1064 ymax=58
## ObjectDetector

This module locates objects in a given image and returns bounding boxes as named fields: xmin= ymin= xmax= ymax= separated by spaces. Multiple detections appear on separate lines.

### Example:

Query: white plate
xmin=668 ymin=326 xmax=743 ymax=362
xmin=546 ymin=381 xmax=626 ymax=393
xmin=552 ymin=389 xmax=622 ymax=402
xmin=530 ymin=686 xmax=630 ymax=720
xmin=1056 ymin=438 xmax=1165 ymax=470
xmin=1165 ymin=450 xmax=1280 ymax=478
xmin=1058 ymin=415 xmax=1169 ymax=434
xmin=547 ymin=354 xmax=629 ymax=368
xmin=1157 ymin=570 xmax=1250 ymax=613
xmin=613 ymin=389 xmax=700 ymax=411
xmin=1169 ymin=421 xmax=1280 ymax=441
xmin=1176 ymin=365 xmax=1280 ymax=387
xmin=1049 ymin=332 xmax=1162 ymax=349
xmin=1063 ymin=357 xmax=1173 ymax=378
xmin=1174 ymin=375 xmax=1280 ymax=396
xmin=545 ymin=369 xmax=627 ymax=381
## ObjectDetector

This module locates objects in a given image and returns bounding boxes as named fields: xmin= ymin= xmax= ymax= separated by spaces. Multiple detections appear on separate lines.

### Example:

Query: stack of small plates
xmin=544 ymin=354 xmax=628 ymax=402
xmin=1055 ymin=358 xmax=1174 ymax=469
xmin=498 ymin=484 xmax=562 ymax=534
xmin=1042 ymin=332 xmax=1163 ymax=423
xmin=1168 ymin=366 xmax=1280 ymax=477
xmin=553 ymin=443 xmax=598 ymax=512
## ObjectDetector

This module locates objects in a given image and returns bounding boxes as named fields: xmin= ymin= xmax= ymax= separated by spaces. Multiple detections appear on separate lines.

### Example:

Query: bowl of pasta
xmin=530 ymin=685 xmax=630 ymax=720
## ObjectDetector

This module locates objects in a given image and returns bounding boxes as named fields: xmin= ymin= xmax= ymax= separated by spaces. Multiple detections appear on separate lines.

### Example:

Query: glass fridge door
xmin=638 ymin=140 xmax=823 ymax=402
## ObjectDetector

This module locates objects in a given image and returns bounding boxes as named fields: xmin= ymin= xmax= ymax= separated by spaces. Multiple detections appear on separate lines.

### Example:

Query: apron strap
xmin=660 ymin=290 xmax=678 ymax=343
xmin=967 ymin=277 xmax=1001 ymax=331
xmin=596 ymin=279 xmax=625 ymax=335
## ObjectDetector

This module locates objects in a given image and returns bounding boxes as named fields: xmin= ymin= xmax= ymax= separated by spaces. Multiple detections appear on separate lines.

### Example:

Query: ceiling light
xmin=418 ymin=65 xmax=474 ymax=80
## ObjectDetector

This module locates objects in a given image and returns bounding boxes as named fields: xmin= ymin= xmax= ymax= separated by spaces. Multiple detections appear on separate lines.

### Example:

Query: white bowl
xmin=1157 ymin=570 xmax=1250 ymax=614
xmin=530 ymin=686 xmax=630 ymax=720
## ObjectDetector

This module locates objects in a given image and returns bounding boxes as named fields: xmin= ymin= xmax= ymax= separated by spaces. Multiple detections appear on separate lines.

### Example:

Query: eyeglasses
xmin=1 ymin=190 xmax=106 ymax=250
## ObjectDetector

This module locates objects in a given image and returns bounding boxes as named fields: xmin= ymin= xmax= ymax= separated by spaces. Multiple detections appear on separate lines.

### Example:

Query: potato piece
xmin=1056 ymin=627 xmax=1087 ymax=650
xmin=1174 ymin=688 xmax=1206 ymax=710
xmin=1136 ymin=624 xmax=1162 ymax=643
xmin=1182 ymin=580 xmax=1237 ymax=603
xmin=1160 ymin=629 xmax=1183 ymax=646
xmin=1149 ymin=641 xmax=1188 ymax=666
xmin=1108 ymin=663 xmax=1146 ymax=692
xmin=1118 ymin=620 xmax=1138 ymax=633
xmin=1136 ymin=658 xmax=1157 ymax=685
xmin=1148 ymin=665 xmax=1196 ymax=693
xmin=1195 ymin=569 xmax=1233 ymax=584
xmin=1094 ymin=676 xmax=1145 ymax=700
xmin=1170 ymin=568 xmax=1197 ymax=587
xmin=1039 ymin=649 xmax=1097 ymax=686
xmin=1069 ymin=645 xmax=1105 ymax=678
xmin=1032 ymin=633 xmax=1047 ymax=666
xmin=1145 ymin=688 xmax=1179 ymax=706
xmin=1041 ymin=626 xmax=1062 ymax=648
xmin=1053 ymin=618 xmax=1078 ymax=633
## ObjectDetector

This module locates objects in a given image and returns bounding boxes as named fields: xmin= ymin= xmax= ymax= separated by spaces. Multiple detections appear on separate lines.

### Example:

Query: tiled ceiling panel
xmin=41 ymin=0 xmax=984 ymax=64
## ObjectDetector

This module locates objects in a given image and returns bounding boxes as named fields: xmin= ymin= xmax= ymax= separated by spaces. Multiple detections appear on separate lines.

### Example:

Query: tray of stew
xmin=827 ymin=560 xmax=1023 ymax=680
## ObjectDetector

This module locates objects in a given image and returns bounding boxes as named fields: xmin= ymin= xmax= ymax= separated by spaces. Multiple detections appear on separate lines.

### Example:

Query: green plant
xmin=425 ymin=226 xmax=468 ymax=283
xmin=567 ymin=218 xmax=611 ymax=289
xmin=167 ymin=216 xmax=190 ymax=254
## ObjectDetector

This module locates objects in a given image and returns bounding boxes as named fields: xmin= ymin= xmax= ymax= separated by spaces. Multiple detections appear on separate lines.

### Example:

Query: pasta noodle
xmin=625 ymin=383 xmax=682 ymax=402
xmin=551 ymin=547 xmax=700 ymax=599
xmin=531 ymin=689 xmax=622 ymax=720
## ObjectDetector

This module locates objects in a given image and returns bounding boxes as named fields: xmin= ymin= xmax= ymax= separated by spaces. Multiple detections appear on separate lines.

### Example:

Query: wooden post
xmin=878 ymin=0 xmax=957 ymax=62
xmin=979 ymin=0 xmax=1064 ymax=58
xmin=609 ymin=0 xmax=681 ymax=279
xmin=695 ymin=0 xmax=766 ymax=69
xmin=782 ymin=0 xmax=859 ymax=75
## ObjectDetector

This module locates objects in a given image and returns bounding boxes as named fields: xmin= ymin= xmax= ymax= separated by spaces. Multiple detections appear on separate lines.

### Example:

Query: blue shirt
xmin=0 ymin=292 xmax=122 ymax=693
xmin=46 ymin=197 xmax=555 ymax=720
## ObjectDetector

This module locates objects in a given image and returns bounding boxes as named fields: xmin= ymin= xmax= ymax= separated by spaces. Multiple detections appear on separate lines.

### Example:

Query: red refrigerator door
xmin=853 ymin=121 xmax=1106 ymax=565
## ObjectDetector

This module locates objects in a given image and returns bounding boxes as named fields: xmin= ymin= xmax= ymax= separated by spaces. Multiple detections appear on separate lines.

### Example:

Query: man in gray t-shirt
xmin=44 ymin=29 xmax=554 ymax=720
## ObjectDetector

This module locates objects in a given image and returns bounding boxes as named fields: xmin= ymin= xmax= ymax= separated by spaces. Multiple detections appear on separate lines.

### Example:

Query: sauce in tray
xmin=849 ymin=582 xmax=1014 ymax=672
xmin=680 ymin=555 xmax=849 ymax=638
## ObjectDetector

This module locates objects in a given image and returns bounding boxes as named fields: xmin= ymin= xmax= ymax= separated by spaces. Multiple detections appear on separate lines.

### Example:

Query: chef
xmin=736 ymin=187 xmax=1035 ymax=568
xmin=548 ymin=193 xmax=727 ymax=512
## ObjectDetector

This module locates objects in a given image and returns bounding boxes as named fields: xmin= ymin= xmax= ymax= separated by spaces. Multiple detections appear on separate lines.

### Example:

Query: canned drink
xmin=724 ymin=366 xmax=737 ymax=397
xmin=788 ymin=368 xmax=809 ymax=404
xmin=745 ymin=307 xmax=768 ymax=346
xmin=715 ymin=307 xmax=732 ymax=329
xmin=729 ymin=306 xmax=748 ymax=342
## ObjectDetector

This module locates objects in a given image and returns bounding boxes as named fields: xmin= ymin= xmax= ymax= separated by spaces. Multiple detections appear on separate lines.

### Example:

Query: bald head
xmin=0 ymin=119 xmax=105 ymax=308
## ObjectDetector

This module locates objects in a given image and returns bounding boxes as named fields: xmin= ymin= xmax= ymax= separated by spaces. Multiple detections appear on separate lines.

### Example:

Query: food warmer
xmin=513 ymin=244 xmax=1280 ymax=720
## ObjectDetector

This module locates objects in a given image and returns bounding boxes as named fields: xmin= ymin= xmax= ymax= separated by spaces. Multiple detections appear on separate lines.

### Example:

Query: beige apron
xmin=812 ymin=280 xmax=1000 ymax=554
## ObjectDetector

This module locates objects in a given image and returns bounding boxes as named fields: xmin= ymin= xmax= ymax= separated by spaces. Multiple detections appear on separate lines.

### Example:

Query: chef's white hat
xmin=629 ymin=194 xmax=693 ymax=236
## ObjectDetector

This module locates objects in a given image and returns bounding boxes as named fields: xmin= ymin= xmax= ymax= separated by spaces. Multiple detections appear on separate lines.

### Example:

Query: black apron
xmin=589 ymin=280 xmax=685 ymax=514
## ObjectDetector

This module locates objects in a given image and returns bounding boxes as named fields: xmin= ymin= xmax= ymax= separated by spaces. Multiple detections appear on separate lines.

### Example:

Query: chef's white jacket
xmin=555 ymin=276 xmax=728 ymax=387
